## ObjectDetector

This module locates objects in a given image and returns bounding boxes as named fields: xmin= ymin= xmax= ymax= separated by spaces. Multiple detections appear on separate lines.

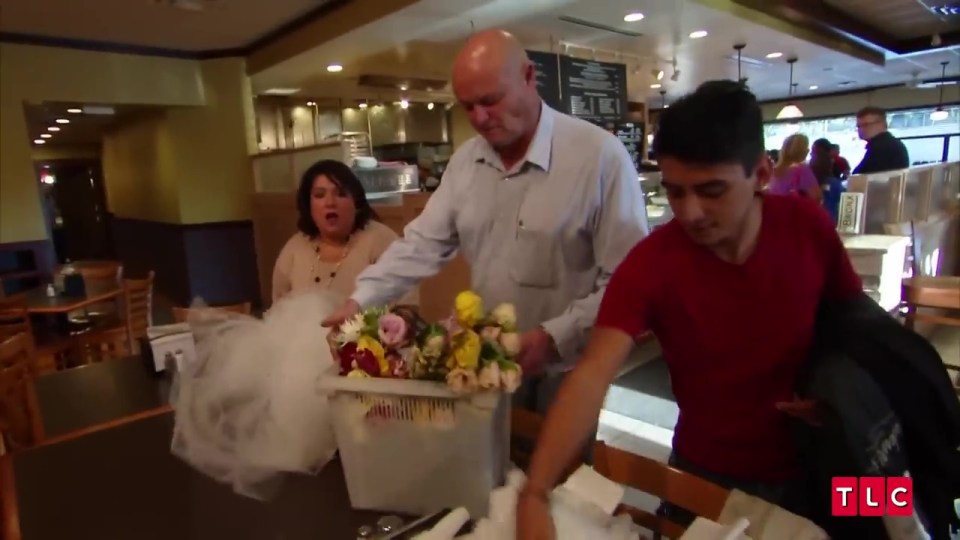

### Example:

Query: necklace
xmin=311 ymin=235 xmax=352 ymax=286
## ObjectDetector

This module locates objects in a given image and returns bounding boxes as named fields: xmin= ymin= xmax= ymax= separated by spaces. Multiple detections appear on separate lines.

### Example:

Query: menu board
xmin=559 ymin=56 xmax=628 ymax=121
xmin=526 ymin=50 xmax=563 ymax=112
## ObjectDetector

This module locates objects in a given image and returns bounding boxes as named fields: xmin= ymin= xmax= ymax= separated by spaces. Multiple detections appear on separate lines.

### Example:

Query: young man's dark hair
xmin=654 ymin=80 xmax=764 ymax=176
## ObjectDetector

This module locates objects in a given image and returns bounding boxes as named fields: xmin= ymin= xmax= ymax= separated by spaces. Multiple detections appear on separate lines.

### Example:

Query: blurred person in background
xmin=810 ymin=138 xmax=845 ymax=224
xmin=768 ymin=134 xmax=822 ymax=203
xmin=830 ymin=144 xmax=850 ymax=179
xmin=853 ymin=106 xmax=909 ymax=174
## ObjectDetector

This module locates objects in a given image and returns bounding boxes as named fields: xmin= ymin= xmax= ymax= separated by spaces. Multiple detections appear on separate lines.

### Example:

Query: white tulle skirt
xmin=170 ymin=289 xmax=342 ymax=500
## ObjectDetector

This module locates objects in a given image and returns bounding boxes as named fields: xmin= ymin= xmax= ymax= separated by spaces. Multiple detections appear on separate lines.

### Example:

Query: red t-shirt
xmin=596 ymin=195 xmax=863 ymax=482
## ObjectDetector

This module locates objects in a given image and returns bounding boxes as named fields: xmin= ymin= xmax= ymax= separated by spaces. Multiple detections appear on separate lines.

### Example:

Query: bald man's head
xmin=451 ymin=30 xmax=541 ymax=150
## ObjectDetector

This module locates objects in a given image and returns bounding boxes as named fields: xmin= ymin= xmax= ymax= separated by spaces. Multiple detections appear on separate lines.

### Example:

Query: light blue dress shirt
xmin=352 ymin=103 xmax=649 ymax=367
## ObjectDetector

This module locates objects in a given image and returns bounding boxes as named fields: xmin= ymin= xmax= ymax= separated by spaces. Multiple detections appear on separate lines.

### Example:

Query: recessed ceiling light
xmin=67 ymin=108 xmax=82 ymax=114
xmin=809 ymin=85 xmax=819 ymax=90
xmin=689 ymin=30 xmax=708 ymax=39
xmin=358 ymin=102 xmax=368 ymax=109
xmin=399 ymin=99 xmax=409 ymax=109
xmin=262 ymin=88 xmax=301 ymax=96
xmin=766 ymin=52 xmax=783 ymax=59
xmin=40 ymin=134 xmax=52 ymax=139
xmin=399 ymin=84 xmax=408 ymax=91
xmin=33 ymin=139 xmax=45 ymax=145
xmin=427 ymin=102 xmax=435 ymax=110
xmin=47 ymin=126 xmax=60 ymax=132
xmin=326 ymin=64 xmax=343 ymax=73
xmin=650 ymin=83 xmax=662 ymax=89
xmin=55 ymin=118 xmax=70 ymax=124
xmin=623 ymin=12 xmax=644 ymax=22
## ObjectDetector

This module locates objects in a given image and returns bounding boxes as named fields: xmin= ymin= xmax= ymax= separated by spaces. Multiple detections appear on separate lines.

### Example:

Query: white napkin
xmin=561 ymin=465 xmax=625 ymax=516
xmin=680 ymin=517 xmax=752 ymax=540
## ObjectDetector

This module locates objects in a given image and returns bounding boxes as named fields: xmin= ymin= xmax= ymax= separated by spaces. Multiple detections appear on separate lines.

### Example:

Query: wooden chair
xmin=0 ymin=333 xmax=44 ymax=452
xmin=75 ymin=326 xmax=131 ymax=365
xmin=593 ymin=441 xmax=730 ymax=539
xmin=171 ymin=301 xmax=252 ymax=323
xmin=0 ymin=299 xmax=59 ymax=375
xmin=122 ymin=271 xmax=154 ymax=354
xmin=900 ymin=215 xmax=960 ymax=387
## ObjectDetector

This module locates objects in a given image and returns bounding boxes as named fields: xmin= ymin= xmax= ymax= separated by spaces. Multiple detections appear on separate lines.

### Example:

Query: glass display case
xmin=639 ymin=171 xmax=673 ymax=230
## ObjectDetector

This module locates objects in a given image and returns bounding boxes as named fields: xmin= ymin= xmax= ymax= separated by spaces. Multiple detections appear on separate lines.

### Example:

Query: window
xmin=764 ymin=105 xmax=959 ymax=168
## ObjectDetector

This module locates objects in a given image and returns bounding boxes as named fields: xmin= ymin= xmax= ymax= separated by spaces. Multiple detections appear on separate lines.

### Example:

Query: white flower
xmin=477 ymin=362 xmax=501 ymax=390
xmin=500 ymin=365 xmax=522 ymax=393
xmin=499 ymin=332 xmax=521 ymax=357
xmin=491 ymin=303 xmax=517 ymax=332
xmin=336 ymin=313 xmax=364 ymax=345
xmin=479 ymin=325 xmax=502 ymax=343
xmin=446 ymin=368 xmax=479 ymax=395
xmin=422 ymin=334 xmax=446 ymax=359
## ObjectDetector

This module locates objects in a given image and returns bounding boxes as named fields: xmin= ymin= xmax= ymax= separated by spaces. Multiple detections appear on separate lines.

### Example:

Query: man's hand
xmin=517 ymin=327 xmax=558 ymax=377
xmin=516 ymin=489 xmax=555 ymax=540
xmin=776 ymin=396 xmax=822 ymax=427
xmin=321 ymin=299 xmax=361 ymax=329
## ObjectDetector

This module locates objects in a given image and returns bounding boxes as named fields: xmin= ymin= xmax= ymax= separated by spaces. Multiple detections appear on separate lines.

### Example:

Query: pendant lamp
xmin=930 ymin=61 xmax=949 ymax=121
xmin=776 ymin=58 xmax=803 ymax=120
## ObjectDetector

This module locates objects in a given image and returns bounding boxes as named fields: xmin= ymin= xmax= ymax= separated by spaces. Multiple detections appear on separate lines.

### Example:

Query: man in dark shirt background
xmin=852 ymin=106 xmax=910 ymax=174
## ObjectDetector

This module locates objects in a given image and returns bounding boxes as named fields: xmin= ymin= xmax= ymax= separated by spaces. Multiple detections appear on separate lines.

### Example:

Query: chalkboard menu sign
xmin=526 ymin=50 xmax=563 ymax=112
xmin=559 ymin=56 xmax=628 ymax=121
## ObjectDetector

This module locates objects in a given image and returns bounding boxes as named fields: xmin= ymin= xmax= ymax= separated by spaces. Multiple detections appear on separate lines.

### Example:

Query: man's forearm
xmin=525 ymin=364 xmax=609 ymax=491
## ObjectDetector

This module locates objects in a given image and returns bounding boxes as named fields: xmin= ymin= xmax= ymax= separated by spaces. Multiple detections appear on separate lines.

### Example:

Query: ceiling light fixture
xmin=358 ymin=102 xmax=368 ymax=109
xmin=776 ymin=57 xmax=804 ymax=120
xmin=47 ymin=126 xmax=60 ymax=132
xmin=689 ymin=30 xmax=708 ymax=39
xmin=67 ymin=108 xmax=82 ymax=114
xmin=427 ymin=102 xmax=435 ymax=110
xmin=650 ymin=83 xmax=662 ymax=89
xmin=262 ymin=88 xmax=301 ymax=96
xmin=399 ymin=99 xmax=409 ymax=109
xmin=55 ymin=118 xmax=69 ymax=124
xmin=623 ymin=12 xmax=644 ymax=22
xmin=326 ymin=64 xmax=343 ymax=73
xmin=33 ymin=139 xmax=45 ymax=145
xmin=930 ymin=61 xmax=950 ymax=121
xmin=306 ymin=101 xmax=317 ymax=106
xmin=40 ymin=134 xmax=52 ymax=139
xmin=399 ymin=84 xmax=408 ymax=91
xmin=766 ymin=52 xmax=783 ymax=59
xmin=809 ymin=85 xmax=819 ymax=90
xmin=653 ymin=69 xmax=664 ymax=80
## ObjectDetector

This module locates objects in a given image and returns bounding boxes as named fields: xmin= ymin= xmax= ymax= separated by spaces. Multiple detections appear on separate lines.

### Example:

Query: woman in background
xmin=768 ymin=134 xmax=823 ymax=203
xmin=272 ymin=159 xmax=417 ymax=305
xmin=810 ymin=138 xmax=845 ymax=224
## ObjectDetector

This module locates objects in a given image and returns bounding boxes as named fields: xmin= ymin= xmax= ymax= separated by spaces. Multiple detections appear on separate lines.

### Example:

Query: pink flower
xmin=440 ymin=313 xmax=462 ymax=336
xmin=378 ymin=313 xmax=408 ymax=348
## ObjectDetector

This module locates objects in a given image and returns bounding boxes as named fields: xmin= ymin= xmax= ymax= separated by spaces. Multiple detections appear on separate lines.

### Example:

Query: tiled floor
xmin=597 ymin=325 xmax=960 ymax=513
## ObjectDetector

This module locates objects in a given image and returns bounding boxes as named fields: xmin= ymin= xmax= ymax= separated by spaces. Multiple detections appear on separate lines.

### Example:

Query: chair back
xmin=593 ymin=441 xmax=729 ymax=539
xmin=171 ymin=302 xmax=252 ymax=323
xmin=58 ymin=261 xmax=123 ymax=282
xmin=123 ymin=271 xmax=154 ymax=352
xmin=0 ymin=333 xmax=43 ymax=451
xmin=76 ymin=327 xmax=131 ymax=365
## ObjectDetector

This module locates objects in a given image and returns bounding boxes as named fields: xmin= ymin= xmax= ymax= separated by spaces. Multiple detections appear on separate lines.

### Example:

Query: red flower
xmin=353 ymin=348 xmax=380 ymax=377
xmin=338 ymin=342 xmax=358 ymax=375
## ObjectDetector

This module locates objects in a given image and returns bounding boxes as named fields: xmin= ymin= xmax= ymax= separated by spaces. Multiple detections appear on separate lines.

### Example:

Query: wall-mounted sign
xmin=559 ymin=56 xmax=628 ymax=122
xmin=526 ymin=50 xmax=563 ymax=112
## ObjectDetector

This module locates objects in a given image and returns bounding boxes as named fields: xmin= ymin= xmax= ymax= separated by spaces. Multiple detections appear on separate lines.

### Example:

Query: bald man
xmin=323 ymin=30 xmax=648 ymax=411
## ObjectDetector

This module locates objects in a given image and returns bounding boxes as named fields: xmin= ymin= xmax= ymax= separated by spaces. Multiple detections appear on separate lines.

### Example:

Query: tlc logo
xmin=832 ymin=477 xmax=914 ymax=516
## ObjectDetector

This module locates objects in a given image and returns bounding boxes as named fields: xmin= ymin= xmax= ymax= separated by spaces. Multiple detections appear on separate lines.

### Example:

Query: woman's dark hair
xmin=296 ymin=159 xmax=378 ymax=238
xmin=653 ymin=80 xmax=764 ymax=176
xmin=809 ymin=138 xmax=835 ymax=186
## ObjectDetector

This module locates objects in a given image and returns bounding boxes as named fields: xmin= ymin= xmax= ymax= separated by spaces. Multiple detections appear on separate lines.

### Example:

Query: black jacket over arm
xmin=853 ymin=132 xmax=910 ymax=175
xmin=796 ymin=293 xmax=960 ymax=539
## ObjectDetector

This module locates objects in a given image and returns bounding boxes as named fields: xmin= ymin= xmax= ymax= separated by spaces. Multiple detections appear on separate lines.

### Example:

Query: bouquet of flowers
xmin=332 ymin=290 xmax=523 ymax=394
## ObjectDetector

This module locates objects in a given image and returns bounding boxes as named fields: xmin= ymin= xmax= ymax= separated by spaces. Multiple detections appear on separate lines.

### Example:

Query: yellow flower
xmin=357 ymin=335 xmax=389 ymax=376
xmin=454 ymin=290 xmax=484 ymax=328
xmin=451 ymin=329 xmax=481 ymax=371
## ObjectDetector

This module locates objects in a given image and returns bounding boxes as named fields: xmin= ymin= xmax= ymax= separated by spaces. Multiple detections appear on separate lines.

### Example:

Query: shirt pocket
xmin=509 ymin=225 xmax=558 ymax=288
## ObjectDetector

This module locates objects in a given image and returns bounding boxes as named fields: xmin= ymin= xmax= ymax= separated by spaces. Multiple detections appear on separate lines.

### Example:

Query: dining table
xmin=20 ymin=281 xmax=122 ymax=316
xmin=0 ymin=358 xmax=429 ymax=540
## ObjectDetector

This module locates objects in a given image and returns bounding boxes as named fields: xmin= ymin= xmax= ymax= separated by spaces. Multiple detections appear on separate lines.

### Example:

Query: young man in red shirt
xmin=516 ymin=81 xmax=864 ymax=538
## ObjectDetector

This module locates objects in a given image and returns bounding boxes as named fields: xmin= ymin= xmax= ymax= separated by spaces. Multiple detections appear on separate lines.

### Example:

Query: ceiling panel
xmin=823 ymin=0 xmax=957 ymax=40
xmin=0 ymin=0 xmax=337 ymax=51
xmin=23 ymin=102 xmax=162 ymax=147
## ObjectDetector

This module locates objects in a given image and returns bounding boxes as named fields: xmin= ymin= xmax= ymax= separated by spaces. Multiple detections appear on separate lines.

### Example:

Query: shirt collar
xmin=475 ymin=101 xmax=554 ymax=173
